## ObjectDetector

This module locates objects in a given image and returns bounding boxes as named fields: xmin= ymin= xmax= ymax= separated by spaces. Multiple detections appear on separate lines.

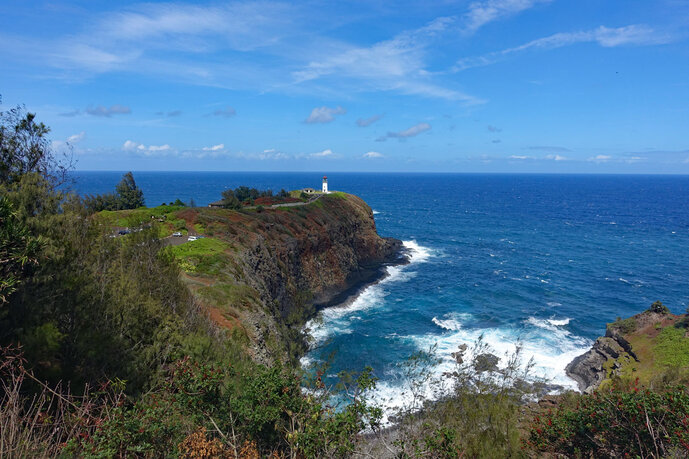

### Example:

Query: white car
xmin=188 ymin=236 xmax=198 ymax=241
xmin=172 ymin=232 xmax=183 ymax=237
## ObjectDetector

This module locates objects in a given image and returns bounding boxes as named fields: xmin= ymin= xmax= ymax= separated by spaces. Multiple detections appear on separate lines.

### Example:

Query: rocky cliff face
xmin=238 ymin=195 xmax=403 ymax=318
xmin=565 ymin=331 xmax=639 ymax=393
xmin=566 ymin=303 xmax=678 ymax=393
xmin=176 ymin=193 xmax=404 ymax=364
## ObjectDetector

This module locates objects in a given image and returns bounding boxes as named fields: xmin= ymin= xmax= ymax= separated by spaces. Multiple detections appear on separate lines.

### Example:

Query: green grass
xmin=598 ymin=321 xmax=689 ymax=389
xmin=197 ymin=283 xmax=260 ymax=311
xmin=168 ymin=237 xmax=229 ymax=258
xmin=655 ymin=326 xmax=689 ymax=368
xmin=96 ymin=205 xmax=186 ymax=227
xmin=325 ymin=191 xmax=347 ymax=199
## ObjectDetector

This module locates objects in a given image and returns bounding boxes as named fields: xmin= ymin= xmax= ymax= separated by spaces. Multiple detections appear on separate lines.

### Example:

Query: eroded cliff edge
xmin=170 ymin=193 xmax=404 ymax=364
xmin=566 ymin=301 xmax=688 ymax=393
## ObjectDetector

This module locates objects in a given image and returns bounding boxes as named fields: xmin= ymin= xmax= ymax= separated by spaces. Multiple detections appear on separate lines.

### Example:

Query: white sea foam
xmin=364 ymin=316 xmax=590 ymax=424
xmin=303 ymin=239 xmax=590 ymax=425
xmin=372 ymin=210 xmax=380 ymax=215
xmin=432 ymin=316 xmax=462 ymax=331
xmin=547 ymin=318 xmax=571 ymax=327
xmin=403 ymin=239 xmax=432 ymax=263
xmin=525 ymin=316 xmax=571 ymax=331
xmin=302 ymin=240 xmax=432 ymax=348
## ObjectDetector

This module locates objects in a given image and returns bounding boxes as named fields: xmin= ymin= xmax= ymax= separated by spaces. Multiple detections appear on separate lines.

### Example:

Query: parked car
xmin=172 ymin=232 xmax=183 ymax=237
xmin=188 ymin=236 xmax=198 ymax=241
xmin=118 ymin=229 xmax=130 ymax=235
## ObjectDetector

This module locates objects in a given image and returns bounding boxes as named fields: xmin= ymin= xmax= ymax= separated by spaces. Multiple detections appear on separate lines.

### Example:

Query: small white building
xmin=322 ymin=176 xmax=329 ymax=194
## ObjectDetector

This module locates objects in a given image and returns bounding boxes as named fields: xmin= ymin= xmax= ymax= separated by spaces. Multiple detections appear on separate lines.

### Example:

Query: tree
xmin=0 ymin=105 xmax=71 ymax=186
xmin=83 ymin=192 xmax=119 ymax=213
xmin=115 ymin=172 xmax=144 ymax=209
xmin=221 ymin=189 xmax=240 ymax=210
xmin=0 ymin=197 xmax=41 ymax=305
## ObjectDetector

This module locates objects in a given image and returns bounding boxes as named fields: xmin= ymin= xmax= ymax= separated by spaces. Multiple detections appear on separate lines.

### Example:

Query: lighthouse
xmin=322 ymin=176 xmax=329 ymax=193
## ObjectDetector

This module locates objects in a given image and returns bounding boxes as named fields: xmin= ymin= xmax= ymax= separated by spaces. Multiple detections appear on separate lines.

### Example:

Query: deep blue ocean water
xmin=71 ymin=172 xmax=689 ymax=413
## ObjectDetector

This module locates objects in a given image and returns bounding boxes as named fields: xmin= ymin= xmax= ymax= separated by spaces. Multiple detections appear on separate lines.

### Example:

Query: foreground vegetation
xmin=2 ymin=104 xmax=689 ymax=457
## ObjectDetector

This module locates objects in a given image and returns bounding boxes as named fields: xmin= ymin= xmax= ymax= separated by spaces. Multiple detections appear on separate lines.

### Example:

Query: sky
xmin=1 ymin=0 xmax=688 ymax=173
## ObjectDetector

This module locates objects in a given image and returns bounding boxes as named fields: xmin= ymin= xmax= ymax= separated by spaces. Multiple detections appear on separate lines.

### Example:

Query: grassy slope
xmin=600 ymin=313 xmax=689 ymax=388
xmin=96 ymin=204 xmax=187 ymax=237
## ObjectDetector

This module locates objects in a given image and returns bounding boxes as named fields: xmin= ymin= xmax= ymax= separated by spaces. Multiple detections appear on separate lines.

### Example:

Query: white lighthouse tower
xmin=322 ymin=176 xmax=329 ymax=194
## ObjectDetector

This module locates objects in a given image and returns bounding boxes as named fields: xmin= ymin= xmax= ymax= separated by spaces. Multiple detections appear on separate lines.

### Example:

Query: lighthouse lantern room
xmin=322 ymin=176 xmax=329 ymax=194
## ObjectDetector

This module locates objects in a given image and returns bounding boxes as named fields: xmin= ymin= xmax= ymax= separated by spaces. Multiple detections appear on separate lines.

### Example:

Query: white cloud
xmin=86 ymin=104 xmax=131 ymax=117
xmin=123 ymin=140 xmax=170 ymax=154
xmin=147 ymin=144 xmax=171 ymax=151
xmin=588 ymin=154 xmax=612 ymax=162
xmin=208 ymin=107 xmax=236 ymax=118
xmin=311 ymin=148 xmax=335 ymax=157
xmin=305 ymin=106 xmax=346 ymax=124
xmin=382 ymin=122 xmax=431 ymax=140
xmin=545 ymin=154 xmax=568 ymax=161
xmin=67 ymin=132 xmax=85 ymax=143
xmin=357 ymin=114 xmax=383 ymax=127
xmin=509 ymin=155 xmax=533 ymax=160
xmin=292 ymin=17 xmax=484 ymax=103
xmin=202 ymin=144 xmax=225 ymax=151
xmin=123 ymin=140 xmax=141 ymax=151
xmin=1 ymin=4 xmax=491 ymax=103
xmin=455 ymin=24 xmax=673 ymax=71
xmin=463 ymin=0 xmax=552 ymax=35
xmin=363 ymin=151 xmax=384 ymax=158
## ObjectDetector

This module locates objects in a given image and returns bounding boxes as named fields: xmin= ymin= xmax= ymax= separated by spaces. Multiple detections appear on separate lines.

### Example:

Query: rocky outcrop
xmin=565 ymin=335 xmax=633 ymax=393
xmin=566 ymin=306 xmax=672 ymax=393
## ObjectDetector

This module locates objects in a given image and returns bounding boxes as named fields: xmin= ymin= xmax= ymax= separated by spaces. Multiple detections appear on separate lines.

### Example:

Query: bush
xmin=649 ymin=300 xmax=670 ymax=314
xmin=527 ymin=379 xmax=689 ymax=457
xmin=610 ymin=317 xmax=637 ymax=334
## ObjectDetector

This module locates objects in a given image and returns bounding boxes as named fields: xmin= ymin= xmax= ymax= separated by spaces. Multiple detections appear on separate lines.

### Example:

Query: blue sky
xmin=1 ymin=0 xmax=688 ymax=173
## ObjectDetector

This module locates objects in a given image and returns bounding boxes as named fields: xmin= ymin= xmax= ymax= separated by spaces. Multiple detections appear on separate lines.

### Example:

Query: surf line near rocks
xmin=301 ymin=240 xmax=432 ymax=361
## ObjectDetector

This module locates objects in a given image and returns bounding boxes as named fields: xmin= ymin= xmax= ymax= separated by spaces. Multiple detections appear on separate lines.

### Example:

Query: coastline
xmin=312 ymin=237 xmax=409 ymax=312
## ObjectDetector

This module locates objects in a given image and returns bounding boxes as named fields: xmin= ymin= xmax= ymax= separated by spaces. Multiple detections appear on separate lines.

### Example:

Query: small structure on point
xmin=322 ymin=176 xmax=329 ymax=194
xmin=208 ymin=200 xmax=224 ymax=208
xmin=302 ymin=187 xmax=316 ymax=194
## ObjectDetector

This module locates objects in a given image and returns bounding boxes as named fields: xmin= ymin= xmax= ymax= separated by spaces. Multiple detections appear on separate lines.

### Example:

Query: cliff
xmin=566 ymin=301 xmax=689 ymax=393
xmin=165 ymin=192 xmax=404 ymax=363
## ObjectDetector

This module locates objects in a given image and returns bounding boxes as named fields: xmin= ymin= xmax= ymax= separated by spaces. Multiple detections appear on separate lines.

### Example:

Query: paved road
xmin=245 ymin=194 xmax=322 ymax=210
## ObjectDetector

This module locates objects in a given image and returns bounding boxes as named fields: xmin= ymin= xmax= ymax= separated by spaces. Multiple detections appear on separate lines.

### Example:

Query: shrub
xmin=610 ymin=317 xmax=637 ymax=334
xmin=649 ymin=300 xmax=670 ymax=314
xmin=527 ymin=379 xmax=689 ymax=457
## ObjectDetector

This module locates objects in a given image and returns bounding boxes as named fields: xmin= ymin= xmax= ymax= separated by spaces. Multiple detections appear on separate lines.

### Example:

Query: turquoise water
xmin=72 ymin=172 xmax=689 ymax=412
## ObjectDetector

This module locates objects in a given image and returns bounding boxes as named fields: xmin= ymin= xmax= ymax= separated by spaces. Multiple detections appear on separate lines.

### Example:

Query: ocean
xmin=70 ymin=171 xmax=689 ymax=415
